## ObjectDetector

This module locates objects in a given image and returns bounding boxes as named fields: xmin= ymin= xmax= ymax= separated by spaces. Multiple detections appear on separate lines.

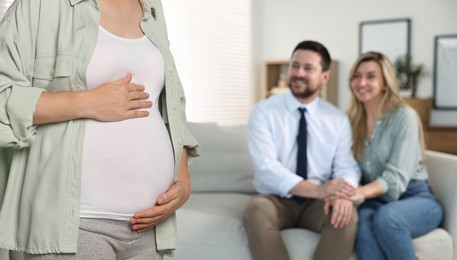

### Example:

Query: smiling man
xmin=244 ymin=40 xmax=361 ymax=260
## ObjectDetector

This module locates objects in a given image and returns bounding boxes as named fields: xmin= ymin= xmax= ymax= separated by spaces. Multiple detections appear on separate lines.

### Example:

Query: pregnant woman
xmin=0 ymin=0 xmax=199 ymax=259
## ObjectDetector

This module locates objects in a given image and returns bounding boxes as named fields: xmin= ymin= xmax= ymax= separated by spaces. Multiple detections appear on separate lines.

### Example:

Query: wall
xmin=254 ymin=0 xmax=457 ymax=126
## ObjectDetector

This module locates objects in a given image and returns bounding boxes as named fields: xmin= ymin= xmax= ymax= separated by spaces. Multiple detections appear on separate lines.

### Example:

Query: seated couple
xmin=244 ymin=40 xmax=443 ymax=260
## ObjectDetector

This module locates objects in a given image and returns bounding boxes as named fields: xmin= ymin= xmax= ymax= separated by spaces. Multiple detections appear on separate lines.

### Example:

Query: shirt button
xmin=172 ymin=103 xmax=177 ymax=110
xmin=168 ymin=66 xmax=174 ymax=73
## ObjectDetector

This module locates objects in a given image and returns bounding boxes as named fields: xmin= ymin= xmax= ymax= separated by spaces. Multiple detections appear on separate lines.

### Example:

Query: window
xmin=162 ymin=1 xmax=254 ymax=125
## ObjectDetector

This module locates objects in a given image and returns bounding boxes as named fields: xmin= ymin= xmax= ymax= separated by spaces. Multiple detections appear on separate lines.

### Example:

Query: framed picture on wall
xmin=434 ymin=34 xmax=457 ymax=110
xmin=359 ymin=18 xmax=411 ymax=63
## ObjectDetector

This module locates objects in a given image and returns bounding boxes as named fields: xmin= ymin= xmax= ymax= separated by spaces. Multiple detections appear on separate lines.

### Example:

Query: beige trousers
xmin=243 ymin=195 xmax=358 ymax=260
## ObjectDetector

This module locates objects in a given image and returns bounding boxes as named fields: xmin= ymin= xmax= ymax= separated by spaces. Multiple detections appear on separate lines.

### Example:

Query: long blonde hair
xmin=347 ymin=52 xmax=425 ymax=161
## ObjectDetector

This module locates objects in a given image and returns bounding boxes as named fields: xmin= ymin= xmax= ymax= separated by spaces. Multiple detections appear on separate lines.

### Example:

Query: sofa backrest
xmin=187 ymin=122 xmax=255 ymax=194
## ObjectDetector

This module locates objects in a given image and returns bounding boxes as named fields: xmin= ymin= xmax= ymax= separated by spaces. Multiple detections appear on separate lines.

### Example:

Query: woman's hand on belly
xmin=84 ymin=73 xmax=153 ymax=122
xmin=129 ymin=179 xmax=191 ymax=232
xmin=130 ymin=149 xmax=191 ymax=232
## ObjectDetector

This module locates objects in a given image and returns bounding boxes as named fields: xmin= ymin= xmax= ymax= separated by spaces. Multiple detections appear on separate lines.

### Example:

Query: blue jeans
xmin=356 ymin=180 xmax=443 ymax=260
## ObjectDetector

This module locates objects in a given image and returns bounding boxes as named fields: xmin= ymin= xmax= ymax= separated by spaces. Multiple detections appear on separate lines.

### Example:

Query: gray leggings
xmin=24 ymin=218 xmax=163 ymax=260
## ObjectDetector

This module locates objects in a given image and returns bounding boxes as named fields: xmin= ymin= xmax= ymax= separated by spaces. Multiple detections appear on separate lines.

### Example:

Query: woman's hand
xmin=350 ymin=188 xmax=366 ymax=206
xmin=317 ymin=179 xmax=356 ymax=200
xmin=130 ymin=179 xmax=191 ymax=232
xmin=84 ymin=73 xmax=152 ymax=122
xmin=33 ymin=74 xmax=152 ymax=125
xmin=130 ymin=149 xmax=191 ymax=232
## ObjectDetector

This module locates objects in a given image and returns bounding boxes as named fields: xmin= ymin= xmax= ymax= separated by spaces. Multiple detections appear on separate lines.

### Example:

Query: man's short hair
xmin=292 ymin=40 xmax=332 ymax=71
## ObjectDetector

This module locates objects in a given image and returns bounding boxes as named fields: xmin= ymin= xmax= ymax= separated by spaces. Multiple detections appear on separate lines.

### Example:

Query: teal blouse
xmin=360 ymin=106 xmax=428 ymax=202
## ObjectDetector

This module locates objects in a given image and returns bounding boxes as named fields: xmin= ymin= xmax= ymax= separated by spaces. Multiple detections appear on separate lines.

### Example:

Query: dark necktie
xmin=294 ymin=108 xmax=307 ymax=204
xmin=296 ymin=107 xmax=307 ymax=180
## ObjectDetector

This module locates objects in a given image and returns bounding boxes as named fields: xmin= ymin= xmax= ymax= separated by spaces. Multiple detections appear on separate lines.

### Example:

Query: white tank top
xmin=80 ymin=26 xmax=174 ymax=220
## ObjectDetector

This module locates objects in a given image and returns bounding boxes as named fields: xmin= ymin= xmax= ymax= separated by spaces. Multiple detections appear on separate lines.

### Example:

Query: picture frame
xmin=359 ymin=18 xmax=411 ymax=64
xmin=434 ymin=34 xmax=457 ymax=110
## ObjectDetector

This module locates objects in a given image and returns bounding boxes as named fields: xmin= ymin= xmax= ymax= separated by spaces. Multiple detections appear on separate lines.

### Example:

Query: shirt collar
xmin=285 ymin=92 xmax=320 ymax=116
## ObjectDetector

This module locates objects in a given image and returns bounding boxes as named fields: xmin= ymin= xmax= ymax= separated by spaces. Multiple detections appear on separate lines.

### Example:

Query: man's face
xmin=287 ymin=50 xmax=329 ymax=102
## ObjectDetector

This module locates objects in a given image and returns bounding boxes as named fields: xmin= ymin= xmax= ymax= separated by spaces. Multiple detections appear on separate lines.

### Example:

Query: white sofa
xmin=166 ymin=122 xmax=457 ymax=260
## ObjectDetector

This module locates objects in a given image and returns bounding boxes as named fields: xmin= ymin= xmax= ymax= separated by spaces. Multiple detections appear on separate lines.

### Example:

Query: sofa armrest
xmin=424 ymin=150 xmax=457 ymax=259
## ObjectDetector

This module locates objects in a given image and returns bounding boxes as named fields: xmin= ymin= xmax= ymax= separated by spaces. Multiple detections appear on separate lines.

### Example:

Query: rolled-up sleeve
xmin=0 ymin=19 xmax=45 ymax=149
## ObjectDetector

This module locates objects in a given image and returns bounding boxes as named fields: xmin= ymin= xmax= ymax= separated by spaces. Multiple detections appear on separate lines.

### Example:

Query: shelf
xmin=425 ymin=127 xmax=457 ymax=155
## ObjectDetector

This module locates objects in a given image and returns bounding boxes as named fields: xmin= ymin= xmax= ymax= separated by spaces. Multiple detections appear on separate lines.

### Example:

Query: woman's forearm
xmin=33 ymin=91 xmax=87 ymax=124
xmin=175 ymin=148 xmax=191 ymax=192
xmin=359 ymin=180 xmax=385 ymax=200
xmin=33 ymin=74 xmax=152 ymax=125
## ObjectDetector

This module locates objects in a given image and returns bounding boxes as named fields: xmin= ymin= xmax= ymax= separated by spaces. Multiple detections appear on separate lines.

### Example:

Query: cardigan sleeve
xmin=0 ymin=7 xmax=46 ymax=149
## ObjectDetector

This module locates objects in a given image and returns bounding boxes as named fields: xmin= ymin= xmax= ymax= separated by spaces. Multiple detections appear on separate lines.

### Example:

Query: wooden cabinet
xmin=262 ymin=60 xmax=339 ymax=106
xmin=425 ymin=127 xmax=457 ymax=155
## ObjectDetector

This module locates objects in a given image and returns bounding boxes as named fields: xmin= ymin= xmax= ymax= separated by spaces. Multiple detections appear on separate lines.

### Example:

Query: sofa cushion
xmin=413 ymin=228 xmax=452 ymax=260
xmin=188 ymin=122 xmax=255 ymax=193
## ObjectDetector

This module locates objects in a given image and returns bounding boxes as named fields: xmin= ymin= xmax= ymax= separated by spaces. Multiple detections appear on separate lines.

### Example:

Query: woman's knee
xmin=372 ymin=205 xmax=406 ymax=235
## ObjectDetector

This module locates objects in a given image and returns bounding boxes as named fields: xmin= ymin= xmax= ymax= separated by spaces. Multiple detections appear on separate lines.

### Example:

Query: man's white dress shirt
xmin=248 ymin=92 xmax=360 ymax=197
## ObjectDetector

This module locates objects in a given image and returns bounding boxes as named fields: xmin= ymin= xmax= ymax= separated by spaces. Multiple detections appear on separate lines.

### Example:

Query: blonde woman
xmin=347 ymin=52 xmax=443 ymax=260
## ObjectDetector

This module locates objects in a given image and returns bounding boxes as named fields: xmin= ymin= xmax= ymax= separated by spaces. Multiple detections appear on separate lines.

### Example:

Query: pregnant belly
xmin=80 ymin=113 xmax=174 ymax=220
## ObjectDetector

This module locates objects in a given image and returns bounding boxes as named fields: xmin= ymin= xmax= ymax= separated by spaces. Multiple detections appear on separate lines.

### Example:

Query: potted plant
xmin=393 ymin=55 xmax=432 ymax=126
